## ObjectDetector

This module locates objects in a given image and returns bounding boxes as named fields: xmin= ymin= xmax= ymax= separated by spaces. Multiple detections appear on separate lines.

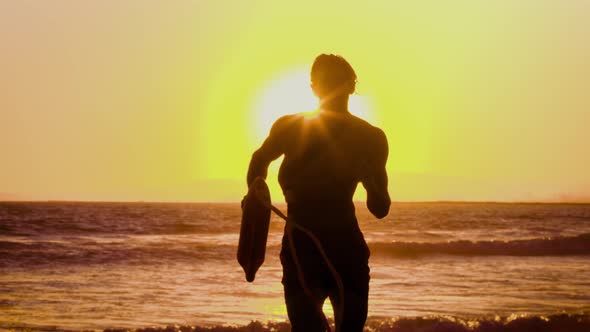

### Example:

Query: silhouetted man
xmin=246 ymin=54 xmax=390 ymax=332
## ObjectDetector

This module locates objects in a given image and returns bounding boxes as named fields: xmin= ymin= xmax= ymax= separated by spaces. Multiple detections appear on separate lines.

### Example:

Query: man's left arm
xmin=363 ymin=128 xmax=391 ymax=219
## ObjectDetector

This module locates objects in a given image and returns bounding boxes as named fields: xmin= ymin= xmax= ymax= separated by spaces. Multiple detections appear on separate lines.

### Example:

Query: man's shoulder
xmin=275 ymin=113 xmax=300 ymax=124
xmin=271 ymin=114 xmax=298 ymax=131
xmin=269 ymin=114 xmax=303 ymax=137
xmin=348 ymin=114 xmax=387 ymax=140
xmin=369 ymin=125 xmax=387 ymax=143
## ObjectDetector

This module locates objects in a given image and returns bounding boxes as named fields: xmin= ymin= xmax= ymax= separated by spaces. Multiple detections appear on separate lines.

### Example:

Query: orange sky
xmin=1 ymin=1 xmax=589 ymax=202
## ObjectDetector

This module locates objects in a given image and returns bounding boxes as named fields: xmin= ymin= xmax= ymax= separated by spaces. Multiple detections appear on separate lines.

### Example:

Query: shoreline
xmin=2 ymin=313 xmax=590 ymax=332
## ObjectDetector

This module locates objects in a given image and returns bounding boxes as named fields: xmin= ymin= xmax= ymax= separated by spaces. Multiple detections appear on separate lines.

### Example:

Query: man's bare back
xmin=248 ymin=110 xmax=389 ymax=221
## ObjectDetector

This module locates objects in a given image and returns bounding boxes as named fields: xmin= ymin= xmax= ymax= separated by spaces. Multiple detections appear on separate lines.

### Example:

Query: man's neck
xmin=319 ymin=95 xmax=349 ymax=113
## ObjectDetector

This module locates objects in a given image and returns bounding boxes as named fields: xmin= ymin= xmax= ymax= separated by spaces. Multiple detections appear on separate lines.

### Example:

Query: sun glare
xmin=322 ymin=300 xmax=334 ymax=317
xmin=250 ymin=67 xmax=376 ymax=144
xmin=250 ymin=68 xmax=316 ymax=143
xmin=249 ymin=67 xmax=377 ymax=202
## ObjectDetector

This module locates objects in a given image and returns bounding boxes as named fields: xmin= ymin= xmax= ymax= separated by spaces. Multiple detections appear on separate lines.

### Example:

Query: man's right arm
xmin=362 ymin=128 xmax=391 ymax=219
xmin=246 ymin=116 xmax=289 ymax=187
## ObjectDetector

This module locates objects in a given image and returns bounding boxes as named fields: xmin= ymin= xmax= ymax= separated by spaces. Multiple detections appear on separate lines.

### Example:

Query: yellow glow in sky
xmin=1 ymin=1 xmax=589 ymax=202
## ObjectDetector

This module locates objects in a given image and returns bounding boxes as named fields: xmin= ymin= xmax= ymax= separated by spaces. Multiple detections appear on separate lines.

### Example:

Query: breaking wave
xmin=370 ymin=233 xmax=590 ymax=257
xmin=115 ymin=314 xmax=590 ymax=332
xmin=6 ymin=314 xmax=588 ymax=332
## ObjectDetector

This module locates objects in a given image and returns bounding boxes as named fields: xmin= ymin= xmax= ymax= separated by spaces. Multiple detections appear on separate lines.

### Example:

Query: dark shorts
xmin=280 ymin=226 xmax=370 ymax=332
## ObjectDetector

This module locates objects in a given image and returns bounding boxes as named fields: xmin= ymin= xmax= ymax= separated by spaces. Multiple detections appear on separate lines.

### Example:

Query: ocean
xmin=1 ymin=202 xmax=589 ymax=331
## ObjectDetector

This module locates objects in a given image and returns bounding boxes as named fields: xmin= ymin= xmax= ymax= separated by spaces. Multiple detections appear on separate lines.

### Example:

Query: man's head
xmin=310 ymin=54 xmax=357 ymax=99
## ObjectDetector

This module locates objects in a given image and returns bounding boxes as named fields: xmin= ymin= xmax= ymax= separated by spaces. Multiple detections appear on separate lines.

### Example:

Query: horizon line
xmin=1 ymin=199 xmax=589 ymax=205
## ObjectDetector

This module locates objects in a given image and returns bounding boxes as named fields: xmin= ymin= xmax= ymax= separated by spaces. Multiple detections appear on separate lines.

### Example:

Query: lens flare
xmin=250 ymin=67 xmax=376 ymax=145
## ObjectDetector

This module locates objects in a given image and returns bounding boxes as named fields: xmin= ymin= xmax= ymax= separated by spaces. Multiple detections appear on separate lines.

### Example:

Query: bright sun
xmin=250 ymin=67 xmax=376 ymax=143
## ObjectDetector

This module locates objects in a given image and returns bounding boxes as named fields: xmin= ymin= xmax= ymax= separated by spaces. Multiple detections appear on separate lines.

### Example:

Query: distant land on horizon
xmin=3 ymin=189 xmax=590 ymax=205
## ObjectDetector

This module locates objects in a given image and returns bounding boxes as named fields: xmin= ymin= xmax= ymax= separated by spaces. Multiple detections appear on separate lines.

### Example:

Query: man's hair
xmin=311 ymin=54 xmax=357 ymax=97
